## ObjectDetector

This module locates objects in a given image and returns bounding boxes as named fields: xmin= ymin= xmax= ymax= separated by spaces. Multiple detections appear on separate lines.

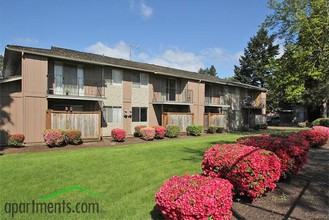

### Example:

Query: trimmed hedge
xmin=165 ymin=125 xmax=180 ymax=138
xmin=140 ymin=127 xmax=155 ymax=141
xmin=202 ymin=144 xmax=281 ymax=200
xmin=153 ymin=126 xmax=167 ymax=139
xmin=43 ymin=129 xmax=66 ymax=147
xmin=7 ymin=134 xmax=25 ymax=147
xmin=237 ymin=134 xmax=310 ymax=178
xmin=186 ymin=125 xmax=203 ymax=136
xmin=155 ymin=174 xmax=233 ymax=220
xmin=293 ymin=129 xmax=328 ymax=148
xmin=111 ymin=128 xmax=126 ymax=142
xmin=65 ymin=130 xmax=82 ymax=145
xmin=312 ymin=118 xmax=329 ymax=127
xmin=134 ymin=125 xmax=147 ymax=137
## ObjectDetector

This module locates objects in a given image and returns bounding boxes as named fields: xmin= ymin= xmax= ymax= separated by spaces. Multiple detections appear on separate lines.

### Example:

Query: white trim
xmin=0 ymin=75 xmax=22 ymax=83
xmin=47 ymin=94 xmax=106 ymax=101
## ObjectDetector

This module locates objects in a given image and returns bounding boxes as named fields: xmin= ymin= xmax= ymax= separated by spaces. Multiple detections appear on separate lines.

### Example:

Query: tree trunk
xmin=321 ymin=97 xmax=328 ymax=118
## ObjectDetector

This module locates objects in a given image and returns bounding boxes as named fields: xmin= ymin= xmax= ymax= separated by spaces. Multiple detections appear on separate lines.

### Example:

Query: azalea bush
xmin=65 ymin=130 xmax=82 ymax=145
xmin=202 ymin=144 xmax=281 ymax=200
xmin=7 ymin=134 xmax=25 ymax=146
xmin=293 ymin=129 xmax=328 ymax=148
xmin=140 ymin=127 xmax=155 ymax=141
xmin=237 ymin=134 xmax=309 ymax=178
xmin=134 ymin=125 xmax=147 ymax=137
xmin=208 ymin=126 xmax=218 ymax=134
xmin=155 ymin=174 xmax=233 ymax=220
xmin=312 ymin=126 xmax=329 ymax=138
xmin=111 ymin=128 xmax=126 ymax=142
xmin=153 ymin=126 xmax=167 ymax=139
xmin=43 ymin=129 xmax=66 ymax=147
xmin=165 ymin=125 xmax=180 ymax=138
xmin=186 ymin=125 xmax=203 ymax=136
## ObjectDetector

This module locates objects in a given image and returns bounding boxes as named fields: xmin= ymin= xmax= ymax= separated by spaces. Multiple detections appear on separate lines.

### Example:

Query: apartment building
xmin=0 ymin=45 xmax=266 ymax=144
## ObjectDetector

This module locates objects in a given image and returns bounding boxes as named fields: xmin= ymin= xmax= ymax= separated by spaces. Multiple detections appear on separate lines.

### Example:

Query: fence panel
xmin=204 ymin=113 xmax=227 ymax=130
xmin=46 ymin=110 xmax=101 ymax=140
xmin=162 ymin=112 xmax=194 ymax=132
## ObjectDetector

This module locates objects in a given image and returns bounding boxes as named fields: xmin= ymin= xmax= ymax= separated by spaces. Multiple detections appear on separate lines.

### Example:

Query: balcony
xmin=153 ymin=89 xmax=193 ymax=104
xmin=241 ymin=96 xmax=265 ymax=109
xmin=205 ymin=96 xmax=230 ymax=107
xmin=48 ymin=79 xmax=105 ymax=101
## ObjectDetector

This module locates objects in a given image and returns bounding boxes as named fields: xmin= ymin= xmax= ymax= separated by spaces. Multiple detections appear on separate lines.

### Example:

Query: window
xmin=132 ymin=107 xmax=147 ymax=122
xmin=54 ymin=63 xmax=84 ymax=96
xmin=103 ymin=106 xmax=122 ymax=123
xmin=112 ymin=69 xmax=122 ymax=85
xmin=104 ymin=68 xmax=122 ymax=86
xmin=132 ymin=73 xmax=148 ymax=88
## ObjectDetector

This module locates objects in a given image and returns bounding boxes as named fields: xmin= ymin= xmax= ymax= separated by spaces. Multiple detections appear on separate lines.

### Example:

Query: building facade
xmin=0 ymin=45 xmax=266 ymax=145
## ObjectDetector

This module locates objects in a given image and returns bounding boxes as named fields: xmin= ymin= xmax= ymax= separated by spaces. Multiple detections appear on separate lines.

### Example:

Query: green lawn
xmin=0 ymin=133 xmax=259 ymax=219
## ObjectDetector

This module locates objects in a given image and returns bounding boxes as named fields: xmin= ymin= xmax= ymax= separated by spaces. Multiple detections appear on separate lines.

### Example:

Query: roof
xmin=5 ymin=45 xmax=266 ymax=91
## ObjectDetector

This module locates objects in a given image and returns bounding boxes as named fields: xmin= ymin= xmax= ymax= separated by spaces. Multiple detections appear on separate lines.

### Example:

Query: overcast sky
xmin=0 ymin=0 xmax=272 ymax=78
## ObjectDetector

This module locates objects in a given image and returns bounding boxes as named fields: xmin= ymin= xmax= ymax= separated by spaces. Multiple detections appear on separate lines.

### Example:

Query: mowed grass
xmin=1 ymin=133 xmax=252 ymax=219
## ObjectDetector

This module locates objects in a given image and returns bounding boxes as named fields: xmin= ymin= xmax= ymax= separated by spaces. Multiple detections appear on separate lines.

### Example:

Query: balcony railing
xmin=205 ymin=96 xmax=229 ymax=106
xmin=153 ymin=89 xmax=193 ymax=104
xmin=241 ymin=97 xmax=265 ymax=109
xmin=48 ymin=80 xmax=105 ymax=98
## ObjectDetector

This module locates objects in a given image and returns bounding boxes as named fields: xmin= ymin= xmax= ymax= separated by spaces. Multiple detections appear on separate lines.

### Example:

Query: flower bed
xmin=155 ymin=174 xmax=233 ymax=220
xmin=7 ymin=134 xmax=25 ymax=147
xmin=111 ymin=128 xmax=126 ymax=142
xmin=153 ymin=126 xmax=167 ymax=139
xmin=312 ymin=126 xmax=329 ymax=138
xmin=202 ymin=144 xmax=281 ymax=199
xmin=237 ymin=134 xmax=309 ymax=178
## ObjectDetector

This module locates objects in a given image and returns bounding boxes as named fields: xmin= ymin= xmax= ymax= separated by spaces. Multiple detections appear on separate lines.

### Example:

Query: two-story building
xmin=0 ymin=45 xmax=266 ymax=145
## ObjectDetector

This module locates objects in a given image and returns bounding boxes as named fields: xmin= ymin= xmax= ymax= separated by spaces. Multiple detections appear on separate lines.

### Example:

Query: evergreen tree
xmin=234 ymin=27 xmax=279 ymax=88
xmin=197 ymin=65 xmax=217 ymax=77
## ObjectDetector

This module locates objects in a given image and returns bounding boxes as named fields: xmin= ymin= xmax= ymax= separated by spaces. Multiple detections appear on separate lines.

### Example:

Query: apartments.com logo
xmin=3 ymin=185 xmax=110 ymax=217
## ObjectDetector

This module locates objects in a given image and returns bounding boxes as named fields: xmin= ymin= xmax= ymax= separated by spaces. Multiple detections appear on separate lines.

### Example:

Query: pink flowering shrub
xmin=294 ymin=129 xmax=328 ymax=148
xmin=134 ymin=125 xmax=147 ymax=137
xmin=140 ymin=127 xmax=155 ymax=141
xmin=43 ymin=129 xmax=66 ymax=147
xmin=153 ymin=126 xmax=167 ymax=139
xmin=155 ymin=174 xmax=233 ymax=220
xmin=237 ymin=134 xmax=309 ymax=178
xmin=7 ymin=134 xmax=25 ymax=146
xmin=202 ymin=144 xmax=281 ymax=200
xmin=65 ymin=130 xmax=82 ymax=145
xmin=111 ymin=128 xmax=126 ymax=142
xmin=312 ymin=126 xmax=329 ymax=137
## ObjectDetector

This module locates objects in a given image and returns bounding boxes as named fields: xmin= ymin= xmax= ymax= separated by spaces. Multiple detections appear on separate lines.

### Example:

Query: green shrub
xmin=208 ymin=126 xmax=218 ymax=134
xmin=186 ymin=125 xmax=203 ymax=136
xmin=65 ymin=130 xmax=82 ymax=144
xmin=165 ymin=125 xmax=180 ymax=138
xmin=312 ymin=118 xmax=329 ymax=127
xmin=7 ymin=134 xmax=25 ymax=147
xmin=217 ymin=127 xmax=225 ymax=133
xmin=134 ymin=125 xmax=147 ymax=137
xmin=298 ymin=122 xmax=307 ymax=128
xmin=260 ymin=124 xmax=268 ymax=129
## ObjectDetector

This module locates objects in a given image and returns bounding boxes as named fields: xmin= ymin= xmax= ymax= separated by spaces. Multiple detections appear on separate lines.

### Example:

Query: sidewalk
xmin=231 ymin=143 xmax=329 ymax=220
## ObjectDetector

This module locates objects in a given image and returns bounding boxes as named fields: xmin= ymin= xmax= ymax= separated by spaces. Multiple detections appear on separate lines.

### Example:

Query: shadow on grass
xmin=150 ymin=205 xmax=164 ymax=220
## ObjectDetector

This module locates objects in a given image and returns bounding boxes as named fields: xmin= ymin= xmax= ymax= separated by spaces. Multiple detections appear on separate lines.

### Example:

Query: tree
xmin=198 ymin=65 xmax=217 ymax=77
xmin=234 ymin=27 xmax=279 ymax=88
xmin=0 ymin=55 xmax=3 ymax=78
xmin=265 ymin=0 xmax=329 ymax=118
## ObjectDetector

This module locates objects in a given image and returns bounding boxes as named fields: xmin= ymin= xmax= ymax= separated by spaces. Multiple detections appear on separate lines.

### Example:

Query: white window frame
xmin=103 ymin=106 xmax=122 ymax=123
